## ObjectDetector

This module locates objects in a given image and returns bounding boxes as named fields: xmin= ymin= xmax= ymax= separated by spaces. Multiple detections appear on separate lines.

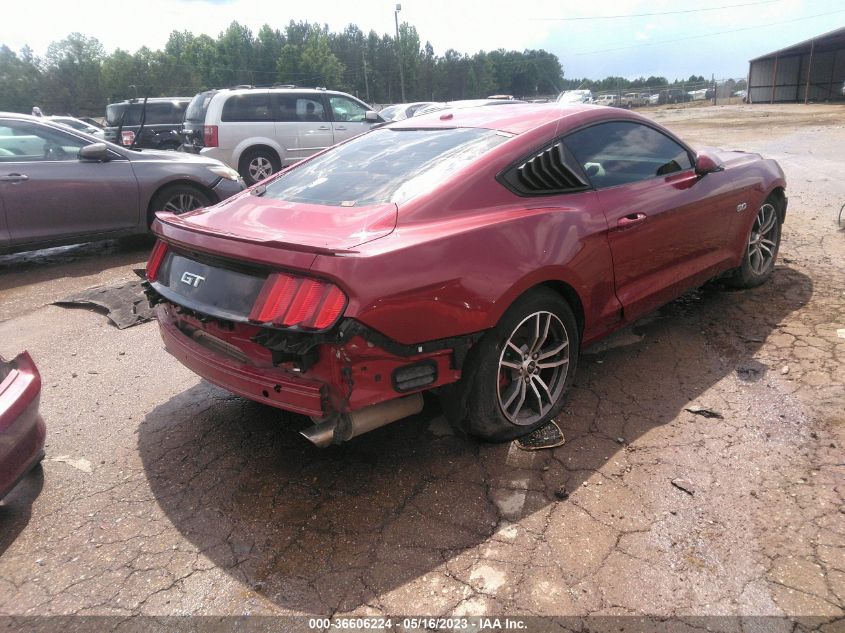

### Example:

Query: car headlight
xmin=207 ymin=164 xmax=241 ymax=181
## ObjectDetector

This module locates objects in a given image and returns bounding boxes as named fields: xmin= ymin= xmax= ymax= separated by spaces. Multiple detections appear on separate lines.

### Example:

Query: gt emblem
xmin=737 ymin=202 xmax=748 ymax=212
xmin=180 ymin=271 xmax=206 ymax=288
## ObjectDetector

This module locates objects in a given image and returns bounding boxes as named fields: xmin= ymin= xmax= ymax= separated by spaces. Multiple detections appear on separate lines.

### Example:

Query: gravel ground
xmin=0 ymin=104 xmax=842 ymax=625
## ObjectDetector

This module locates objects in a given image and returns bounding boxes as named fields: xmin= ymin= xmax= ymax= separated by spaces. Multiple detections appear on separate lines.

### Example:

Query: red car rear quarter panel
xmin=312 ymin=194 xmax=618 ymax=346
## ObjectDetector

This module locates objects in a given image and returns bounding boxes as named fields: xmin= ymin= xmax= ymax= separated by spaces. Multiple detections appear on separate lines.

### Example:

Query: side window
xmin=564 ymin=121 xmax=692 ymax=188
xmin=0 ymin=120 xmax=87 ymax=162
xmin=296 ymin=97 xmax=326 ymax=122
xmin=221 ymin=94 xmax=273 ymax=122
xmin=143 ymin=103 xmax=174 ymax=124
xmin=329 ymin=96 xmax=368 ymax=122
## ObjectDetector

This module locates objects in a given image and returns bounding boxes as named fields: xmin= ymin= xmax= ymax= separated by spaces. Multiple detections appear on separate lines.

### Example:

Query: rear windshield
xmin=186 ymin=92 xmax=216 ymax=123
xmin=262 ymin=127 xmax=507 ymax=207
xmin=106 ymin=101 xmax=188 ymax=126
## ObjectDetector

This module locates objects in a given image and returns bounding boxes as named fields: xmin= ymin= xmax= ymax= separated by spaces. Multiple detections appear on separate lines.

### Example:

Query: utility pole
xmin=362 ymin=52 xmax=370 ymax=102
xmin=394 ymin=4 xmax=406 ymax=102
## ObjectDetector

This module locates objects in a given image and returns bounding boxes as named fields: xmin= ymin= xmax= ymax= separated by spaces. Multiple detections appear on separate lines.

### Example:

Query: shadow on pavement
xmin=0 ymin=464 xmax=44 ymax=559
xmin=0 ymin=236 xmax=153 ymax=292
xmin=138 ymin=267 xmax=812 ymax=614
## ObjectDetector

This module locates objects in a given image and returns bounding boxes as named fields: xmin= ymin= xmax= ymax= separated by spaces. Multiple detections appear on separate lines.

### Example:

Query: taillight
xmin=121 ymin=130 xmax=135 ymax=146
xmin=146 ymin=241 xmax=168 ymax=282
xmin=249 ymin=273 xmax=347 ymax=330
xmin=203 ymin=125 xmax=218 ymax=147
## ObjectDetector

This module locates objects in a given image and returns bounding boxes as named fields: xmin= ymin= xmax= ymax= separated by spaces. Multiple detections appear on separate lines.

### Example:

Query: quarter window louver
xmin=499 ymin=141 xmax=588 ymax=196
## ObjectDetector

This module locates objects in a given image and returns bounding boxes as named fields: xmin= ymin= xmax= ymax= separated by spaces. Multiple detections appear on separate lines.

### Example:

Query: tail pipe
xmin=301 ymin=393 xmax=424 ymax=448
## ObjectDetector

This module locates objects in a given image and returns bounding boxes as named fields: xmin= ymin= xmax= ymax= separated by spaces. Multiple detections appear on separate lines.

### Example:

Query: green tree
xmin=42 ymin=33 xmax=105 ymax=114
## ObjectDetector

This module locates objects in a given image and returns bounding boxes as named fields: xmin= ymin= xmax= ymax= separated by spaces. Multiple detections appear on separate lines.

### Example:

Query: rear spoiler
xmin=153 ymin=212 xmax=357 ymax=257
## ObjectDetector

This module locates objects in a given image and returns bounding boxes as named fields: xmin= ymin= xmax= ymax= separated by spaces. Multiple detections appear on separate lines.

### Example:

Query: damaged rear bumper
xmin=0 ymin=352 xmax=46 ymax=501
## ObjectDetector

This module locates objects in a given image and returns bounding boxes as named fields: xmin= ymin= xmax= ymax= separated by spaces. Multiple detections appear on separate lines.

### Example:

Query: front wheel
xmin=443 ymin=289 xmax=579 ymax=442
xmin=148 ymin=184 xmax=213 ymax=225
xmin=726 ymin=197 xmax=782 ymax=288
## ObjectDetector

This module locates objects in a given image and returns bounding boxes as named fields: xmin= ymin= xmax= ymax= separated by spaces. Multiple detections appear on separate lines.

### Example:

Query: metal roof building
xmin=748 ymin=26 xmax=845 ymax=103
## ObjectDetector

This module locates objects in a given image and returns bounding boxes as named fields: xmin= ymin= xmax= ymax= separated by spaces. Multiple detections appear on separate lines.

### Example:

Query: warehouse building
xmin=748 ymin=26 xmax=845 ymax=103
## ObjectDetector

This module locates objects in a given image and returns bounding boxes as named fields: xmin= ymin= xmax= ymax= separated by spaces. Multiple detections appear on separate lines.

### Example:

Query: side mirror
xmin=364 ymin=110 xmax=380 ymax=123
xmin=694 ymin=150 xmax=724 ymax=176
xmin=78 ymin=142 xmax=109 ymax=162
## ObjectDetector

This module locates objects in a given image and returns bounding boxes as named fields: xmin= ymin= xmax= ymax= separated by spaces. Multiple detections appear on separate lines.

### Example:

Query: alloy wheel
xmin=748 ymin=202 xmax=778 ymax=275
xmin=249 ymin=157 xmax=274 ymax=181
xmin=497 ymin=311 xmax=570 ymax=426
xmin=163 ymin=193 xmax=203 ymax=215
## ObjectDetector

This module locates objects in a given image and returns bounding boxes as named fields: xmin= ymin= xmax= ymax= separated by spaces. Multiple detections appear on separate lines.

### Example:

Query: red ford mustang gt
xmin=145 ymin=104 xmax=786 ymax=446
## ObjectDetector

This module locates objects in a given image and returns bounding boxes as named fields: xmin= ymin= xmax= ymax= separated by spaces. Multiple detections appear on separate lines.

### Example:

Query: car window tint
xmin=186 ymin=93 xmax=215 ymax=122
xmin=565 ymin=121 xmax=692 ymax=188
xmin=0 ymin=120 xmax=87 ymax=162
xmin=329 ymin=96 xmax=368 ymax=122
xmin=276 ymin=95 xmax=326 ymax=122
xmin=143 ymin=103 xmax=184 ymax=124
xmin=106 ymin=103 xmax=142 ymax=126
xmin=222 ymin=94 xmax=273 ymax=122
xmin=262 ymin=127 xmax=507 ymax=206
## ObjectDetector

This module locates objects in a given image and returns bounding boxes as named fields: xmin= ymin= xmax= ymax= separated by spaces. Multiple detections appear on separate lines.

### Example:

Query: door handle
xmin=318 ymin=125 xmax=331 ymax=130
xmin=616 ymin=212 xmax=647 ymax=229
xmin=0 ymin=173 xmax=28 ymax=183
xmin=334 ymin=126 xmax=347 ymax=131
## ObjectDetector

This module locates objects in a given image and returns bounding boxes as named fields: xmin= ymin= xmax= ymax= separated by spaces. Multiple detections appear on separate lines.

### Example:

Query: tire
xmin=442 ymin=288 xmax=580 ymax=442
xmin=148 ymin=184 xmax=213 ymax=225
xmin=239 ymin=147 xmax=280 ymax=186
xmin=726 ymin=196 xmax=783 ymax=288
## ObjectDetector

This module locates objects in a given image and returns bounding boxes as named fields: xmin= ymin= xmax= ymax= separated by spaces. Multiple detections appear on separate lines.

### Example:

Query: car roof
xmin=389 ymin=103 xmax=620 ymax=135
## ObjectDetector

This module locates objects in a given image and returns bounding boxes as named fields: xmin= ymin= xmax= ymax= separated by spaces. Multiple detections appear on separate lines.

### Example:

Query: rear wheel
xmin=726 ymin=196 xmax=782 ymax=288
xmin=239 ymin=148 xmax=280 ymax=185
xmin=443 ymin=289 xmax=579 ymax=442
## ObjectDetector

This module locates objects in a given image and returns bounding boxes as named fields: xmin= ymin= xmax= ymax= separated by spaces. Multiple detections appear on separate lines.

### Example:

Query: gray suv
xmin=180 ymin=87 xmax=382 ymax=185
xmin=0 ymin=113 xmax=244 ymax=254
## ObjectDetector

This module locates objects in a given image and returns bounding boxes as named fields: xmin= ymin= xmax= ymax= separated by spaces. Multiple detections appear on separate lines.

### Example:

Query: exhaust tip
xmin=300 ymin=420 xmax=336 ymax=448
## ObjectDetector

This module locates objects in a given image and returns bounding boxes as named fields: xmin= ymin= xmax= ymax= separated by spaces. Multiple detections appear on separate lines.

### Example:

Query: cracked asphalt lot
xmin=0 ymin=105 xmax=843 ymax=622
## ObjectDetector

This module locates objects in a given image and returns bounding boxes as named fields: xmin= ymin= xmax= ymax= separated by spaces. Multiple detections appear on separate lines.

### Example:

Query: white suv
xmin=180 ymin=87 xmax=382 ymax=185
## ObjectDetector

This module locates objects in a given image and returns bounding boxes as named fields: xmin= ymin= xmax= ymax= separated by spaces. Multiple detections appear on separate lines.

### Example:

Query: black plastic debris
xmin=684 ymin=406 xmax=724 ymax=419
xmin=515 ymin=418 xmax=565 ymax=451
xmin=54 ymin=280 xmax=154 ymax=329
xmin=671 ymin=478 xmax=696 ymax=496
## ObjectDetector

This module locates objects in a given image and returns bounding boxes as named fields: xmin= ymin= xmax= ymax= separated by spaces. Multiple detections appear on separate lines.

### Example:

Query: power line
xmin=571 ymin=8 xmax=845 ymax=55
xmin=531 ymin=0 xmax=781 ymax=21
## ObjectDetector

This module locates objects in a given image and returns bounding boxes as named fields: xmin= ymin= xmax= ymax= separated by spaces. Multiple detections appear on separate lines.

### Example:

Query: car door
xmin=0 ymin=194 xmax=9 ymax=250
xmin=564 ymin=120 xmax=731 ymax=322
xmin=327 ymin=94 xmax=375 ymax=143
xmin=0 ymin=119 xmax=138 ymax=247
xmin=270 ymin=93 xmax=333 ymax=166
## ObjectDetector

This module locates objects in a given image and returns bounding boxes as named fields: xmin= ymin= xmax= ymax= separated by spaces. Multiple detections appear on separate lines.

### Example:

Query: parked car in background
xmin=104 ymin=97 xmax=190 ymax=150
xmin=557 ymin=90 xmax=593 ymax=104
xmin=0 ymin=351 xmax=45 ymax=502
xmin=594 ymin=94 xmax=620 ymax=107
xmin=658 ymin=89 xmax=688 ymax=105
xmin=145 ymin=103 xmax=786 ymax=447
xmin=47 ymin=116 xmax=105 ymax=139
xmin=0 ymin=113 xmax=243 ymax=254
xmin=379 ymin=102 xmax=437 ymax=122
xmin=179 ymin=87 xmax=383 ymax=185
xmin=622 ymin=93 xmax=649 ymax=108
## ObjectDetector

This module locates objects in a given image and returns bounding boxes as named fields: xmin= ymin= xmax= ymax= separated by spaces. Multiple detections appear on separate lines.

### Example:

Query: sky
xmin=2 ymin=0 xmax=844 ymax=81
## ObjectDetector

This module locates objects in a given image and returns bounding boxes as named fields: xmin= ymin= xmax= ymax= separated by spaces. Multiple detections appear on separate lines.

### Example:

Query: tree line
xmin=0 ymin=21 xmax=565 ymax=116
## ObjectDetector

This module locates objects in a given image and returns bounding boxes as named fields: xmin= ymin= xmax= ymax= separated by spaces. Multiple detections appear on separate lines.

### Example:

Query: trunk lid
xmin=157 ymin=195 xmax=398 ymax=254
